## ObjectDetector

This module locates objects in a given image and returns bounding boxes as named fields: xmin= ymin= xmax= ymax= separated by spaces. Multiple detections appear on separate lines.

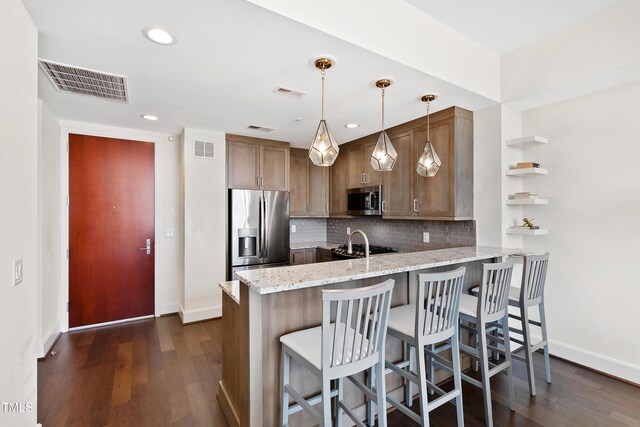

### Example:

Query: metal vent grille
xmin=247 ymin=125 xmax=274 ymax=132
xmin=195 ymin=141 xmax=215 ymax=159
xmin=38 ymin=59 xmax=128 ymax=103
xmin=273 ymin=86 xmax=306 ymax=99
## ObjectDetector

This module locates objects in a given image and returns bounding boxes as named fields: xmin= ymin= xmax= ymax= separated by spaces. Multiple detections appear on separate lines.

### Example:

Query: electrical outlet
xmin=291 ymin=224 xmax=297 ymax=233
xmin=423 ymin=232 xmax=430 ymax=243
xmin=13 ymin=259 xmax=23 ymax=286
xmin=346 ymin=227 xmax=351 ymax=235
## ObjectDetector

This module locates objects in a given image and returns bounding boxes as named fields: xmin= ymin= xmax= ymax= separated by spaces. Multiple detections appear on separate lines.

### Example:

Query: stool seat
xmin=280 ymin=323 xmax=372 ymax=371
xmin=458 ymin=293 xmax=478 ymax=317
xmin=387 ymin=304 xmax=416 ymax=339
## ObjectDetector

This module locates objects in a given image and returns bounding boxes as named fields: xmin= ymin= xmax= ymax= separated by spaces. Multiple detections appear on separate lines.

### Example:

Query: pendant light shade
xmin=416 ymin=94 xmax=441 ymax=177
xmin=309 ymin=57 xmax=339 ymax=166
xmin=370 ymin=79 xmax=397 ymax=171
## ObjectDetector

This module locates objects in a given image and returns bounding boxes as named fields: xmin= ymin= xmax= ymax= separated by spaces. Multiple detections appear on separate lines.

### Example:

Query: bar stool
xmin=280 ymin=279 xmax=395 ymax=427
xmin=471 ymin=253 xmax=551 ymax=396
xmin=382 ymin=267 xmax=466 ymax=426
xmin=456 ymin=260 xmax=516 ymax=427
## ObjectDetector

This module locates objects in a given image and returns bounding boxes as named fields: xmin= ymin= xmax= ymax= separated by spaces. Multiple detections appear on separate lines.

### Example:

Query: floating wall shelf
xmin=506 ymin=135 xmax=549 ymax=147
xmin=506 ymin=167 xmax=548 ymax=176
xmin=506 ymin=198 xmax=549 ymax=205
xmin=506 ymin=227 xmax=549 ymax=236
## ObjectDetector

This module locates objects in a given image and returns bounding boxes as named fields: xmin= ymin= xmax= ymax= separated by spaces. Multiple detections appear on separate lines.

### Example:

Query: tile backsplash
xmin=290 ymin=218 xmax=327 ymax=243
xmin=327 ymin=218 xmax=476 ymax=252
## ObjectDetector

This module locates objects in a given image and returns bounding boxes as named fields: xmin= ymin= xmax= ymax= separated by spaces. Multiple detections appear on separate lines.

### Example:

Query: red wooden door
xmin=69 ymin=134 xmax=155 ymax=327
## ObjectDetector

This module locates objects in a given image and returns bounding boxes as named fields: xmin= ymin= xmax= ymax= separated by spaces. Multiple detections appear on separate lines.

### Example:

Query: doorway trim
xmin=59 ymin=120 xmax=164 ymax=332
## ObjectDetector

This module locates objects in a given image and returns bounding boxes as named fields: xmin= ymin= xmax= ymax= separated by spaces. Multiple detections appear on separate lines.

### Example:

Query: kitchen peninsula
xmin=217 ymin=246 xmax=517 ymax=427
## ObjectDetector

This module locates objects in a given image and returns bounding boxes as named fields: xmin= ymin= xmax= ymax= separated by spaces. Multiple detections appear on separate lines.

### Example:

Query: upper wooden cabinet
xmin=345 ymin=136 xmax=383 ymax=189
xmin=227 ymin=135 xmax=289 ymax=191
xmin=329 ymin=149 xmax=349 ymax=216
xmin=381 ymin=107 xmax=473 ymax=220
xmin=289 ymin=148 xmax=329 ymax=217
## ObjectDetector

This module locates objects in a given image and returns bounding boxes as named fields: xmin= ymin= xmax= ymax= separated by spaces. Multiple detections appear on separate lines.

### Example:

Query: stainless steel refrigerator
xmin=228 ymin=189 xmax=290 ymax=278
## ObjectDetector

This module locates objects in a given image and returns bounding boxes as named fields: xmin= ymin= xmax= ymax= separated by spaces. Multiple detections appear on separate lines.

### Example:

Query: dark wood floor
xmin=38 ymin=316 xmax=640 ymax=426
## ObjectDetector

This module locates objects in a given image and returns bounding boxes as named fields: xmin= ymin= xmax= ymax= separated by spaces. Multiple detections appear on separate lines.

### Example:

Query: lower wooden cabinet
xmin=290 ymin=248 xmax=316 ymax=265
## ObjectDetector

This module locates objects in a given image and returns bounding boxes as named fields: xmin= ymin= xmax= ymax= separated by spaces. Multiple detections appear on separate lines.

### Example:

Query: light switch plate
xmin=291 ymin=225 xmax=296 ymax=233
xmin=13 ymin=259 xmax=23 ymax=286
xmin=347 ymin=227 xmax=351 ymax=235
xmin=423 ymin=232 xmax=430 ymax=243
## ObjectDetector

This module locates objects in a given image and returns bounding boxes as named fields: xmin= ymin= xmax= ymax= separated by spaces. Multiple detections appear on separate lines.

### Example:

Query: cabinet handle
xmin=381 ymin=201 xmax=386 ymax=212
xmin=363 ymin=173 xmax=367 ymax=184
xmin=260 ymin=176 xmax=264 ymax=187
xmin=413 ymin=199 xmax=418 ymax=212
xmin=257 ymin=176 xmax=260 ymax=187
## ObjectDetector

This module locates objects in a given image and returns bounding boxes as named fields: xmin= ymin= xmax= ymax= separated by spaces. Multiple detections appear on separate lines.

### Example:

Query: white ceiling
xmin=404 ymin=0 xmax=624 ymax=54
xmin=23 ymin=0 xmax=621 ymax=147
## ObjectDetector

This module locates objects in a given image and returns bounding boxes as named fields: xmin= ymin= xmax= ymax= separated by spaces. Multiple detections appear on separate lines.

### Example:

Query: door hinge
xmin=66 ymin=249 xmax=69 ymax=259
xmin=66 ymin=195 xmax=69 ymax=206
xmin=67 ymin=142 xmax=69 ymax=153
xmin=66 ymin=302 xmax=69 ymax=312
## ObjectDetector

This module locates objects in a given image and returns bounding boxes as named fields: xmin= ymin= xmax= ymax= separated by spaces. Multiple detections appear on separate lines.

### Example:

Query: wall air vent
xmin=38 ymin=59 xmax=128 ymax=103
xmin=247 ymin=125 xmax=274 ymax=132
xmin=273 ymin=86 xmax=306 ymax=99
xmin=194 ymin=141 xmax=215 ymax=159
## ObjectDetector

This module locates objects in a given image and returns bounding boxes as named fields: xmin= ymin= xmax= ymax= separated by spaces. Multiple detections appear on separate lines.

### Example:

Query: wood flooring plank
xmin=156 ymin=316 xmax=175 ymax=353
xmin=111 ymin=342 xmax=133 ymax=406
xmin=611 ymin=410 xmax=640 ymax=427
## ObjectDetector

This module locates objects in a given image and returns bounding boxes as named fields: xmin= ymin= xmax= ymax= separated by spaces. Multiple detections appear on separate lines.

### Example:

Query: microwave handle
xmin=368 ymin=192 xmax=375 ymax=210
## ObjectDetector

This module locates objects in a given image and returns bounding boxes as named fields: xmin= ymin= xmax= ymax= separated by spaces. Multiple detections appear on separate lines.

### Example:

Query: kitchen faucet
xmin=347 ymin=229 xmax=370 ymax=258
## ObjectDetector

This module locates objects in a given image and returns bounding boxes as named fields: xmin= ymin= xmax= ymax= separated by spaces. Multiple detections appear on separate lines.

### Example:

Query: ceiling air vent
xmin=273 ymin=86 xmax=306 ymax=99
xmin=247 ymin=125 xmax=274 ymax=133
xmin=194 ymin=141 xmax=215 ymax=159
xmin=38 ymin=59 xmax=128 ymax=103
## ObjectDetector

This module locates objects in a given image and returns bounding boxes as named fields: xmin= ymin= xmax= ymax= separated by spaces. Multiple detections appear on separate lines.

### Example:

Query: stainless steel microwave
xmin=346 ymin=185 xmax=382 ymax=216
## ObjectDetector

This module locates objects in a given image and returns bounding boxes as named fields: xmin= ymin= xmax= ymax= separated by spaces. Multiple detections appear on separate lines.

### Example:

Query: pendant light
xmin=416 ymin=94 xmax=441 ymax=177
xmin=370 ymin=79 xmax=398 ymax=171
xmin=309 ymin=57 xmax=339 ymax=167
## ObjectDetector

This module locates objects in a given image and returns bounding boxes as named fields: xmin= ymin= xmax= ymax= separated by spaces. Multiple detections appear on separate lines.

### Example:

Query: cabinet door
xmin=414 ymin=119 xmax=454 ymax=217
xmin=362 ymin=138 xmax=383 ymax=186
xmin=228 ymin=140 xmax=260 ymax=189
xmin=290 ymin=249 xmax=305 ymax=265
xmin=308 ymin=163 xmax=329 ymax=217
xmin=303 ymin=248 xmax=316 ymax=264
xmin=261 ymin=146 xmax=289 ymax=191
xmin=346 ymin=146 xmax=364 ymax=189
xmin=330 ymin=152 xmax=349 ymax=215
xmin=382 ymin=131 xmax=415 ymax=218
xmin=289 ymin=151 xmax=309 ymax=217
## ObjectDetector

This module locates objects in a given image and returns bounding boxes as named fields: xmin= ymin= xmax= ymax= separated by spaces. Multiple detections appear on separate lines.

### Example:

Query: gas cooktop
xmin=331 ymin=244 xmax=396 ymax=259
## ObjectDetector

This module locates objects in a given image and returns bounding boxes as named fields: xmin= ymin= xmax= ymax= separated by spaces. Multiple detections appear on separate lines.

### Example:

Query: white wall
xmin=58 ymin=121 xmax=182 ymax=330
xmin=519 ymin=81 xmax=640 ymax=384
xmin=37 ymin=101 xmax=61 ymax=357
xmin=473 ymin=105 xmax=503 ymax=247
xmin=0 ymin=0 xmax=38 ymax=425
xmin=180 ymin=128 xmax=227 ymax=323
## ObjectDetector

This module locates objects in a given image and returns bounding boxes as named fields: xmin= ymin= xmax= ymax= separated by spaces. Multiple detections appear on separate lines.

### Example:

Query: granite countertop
xmin=289 ymin=241 xmax=341 ymax=250
xmin=219 ymin=280 xmax=240 ymax=304
xmin=235 ymin=246 xmax=519 ymax=295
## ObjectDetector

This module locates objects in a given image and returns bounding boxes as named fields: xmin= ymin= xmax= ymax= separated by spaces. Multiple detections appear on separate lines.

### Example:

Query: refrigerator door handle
xmin=258 ymin=195 xmax=263 ymax=258
xmin=262 ymin=196 xmax=268 ymax=258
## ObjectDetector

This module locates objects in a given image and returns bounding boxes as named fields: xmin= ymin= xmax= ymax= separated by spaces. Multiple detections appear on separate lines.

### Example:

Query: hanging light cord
xmin=381 ymin=87 xmax=385 ymax=131
xmin=426 ymin=100 xmax=431 ymax=142
xmin=321 ymin=69 xmax=326 ymax=120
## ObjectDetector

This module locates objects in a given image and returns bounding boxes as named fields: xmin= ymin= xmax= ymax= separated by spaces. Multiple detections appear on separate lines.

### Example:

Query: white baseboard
xmin=36 ymin=323 xmax=61 ymax=358
xmin=524 ymin=333 xmax=639 ymax=385
xmin=158 ymin=302 xmax=180 ymax=316
xmin=179 ymin=304 xmax=222 ymax=324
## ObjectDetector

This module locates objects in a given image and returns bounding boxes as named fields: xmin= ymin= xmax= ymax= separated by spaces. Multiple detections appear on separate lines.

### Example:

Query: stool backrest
xmin=416 ymin=267 xmax=465 ymax=344
xmin=321 ymin=279 xmax=394 ymax=377
xmin=521 ymin=253 xmax=550 ymax=307
xmin=477 ymin=260 xmax=514 ymax=323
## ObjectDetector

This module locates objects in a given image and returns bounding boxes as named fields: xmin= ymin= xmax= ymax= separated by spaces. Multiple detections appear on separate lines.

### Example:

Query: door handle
xmin=261 ymin=197 xmax=268 ymax=258
xmin=138 ymin=239 xmax=151 ymax=255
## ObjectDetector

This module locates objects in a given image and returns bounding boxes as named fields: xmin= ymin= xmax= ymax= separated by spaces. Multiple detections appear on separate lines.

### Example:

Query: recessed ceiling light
xmin=142 ymin=114 xmax=158 ymax=121
xmin=345 ymin=123 xmax=359 ymax=128
xmin=142 ymin=27 xmax=176 ymax=45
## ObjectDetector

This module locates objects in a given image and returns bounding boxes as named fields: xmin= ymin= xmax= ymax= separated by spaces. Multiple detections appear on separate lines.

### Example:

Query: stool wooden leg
xmin=322 ymin=376 xmax=332 ymax=427
xmin=540 ymin=302 xmax=552 ymax=384
xmin=415 ymin=343 xmax=431 ymax=427
xmin=336 ymin=377 xmax=344 ymax=427
xmin=375 ymin=356 xmax=388 ymax=427
xmin=428 ymin=344 xmax=435 ymax=396
xmin=477 ymin=323 xmax=494 ymax=427
xmin=520 ymin=303 xmax=537 ymax=396
xmin=502 ymin=316 xmax=516 ymax=411
xmin=367 ymin=367 xmax=375 ymax=426
xmin=451 ymin=331 xmax=464 ymax=426
xmin=405 ymin=342 xmax=414 ymax=406
xmin=280 ymin=350 xmax=290 ymax=427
